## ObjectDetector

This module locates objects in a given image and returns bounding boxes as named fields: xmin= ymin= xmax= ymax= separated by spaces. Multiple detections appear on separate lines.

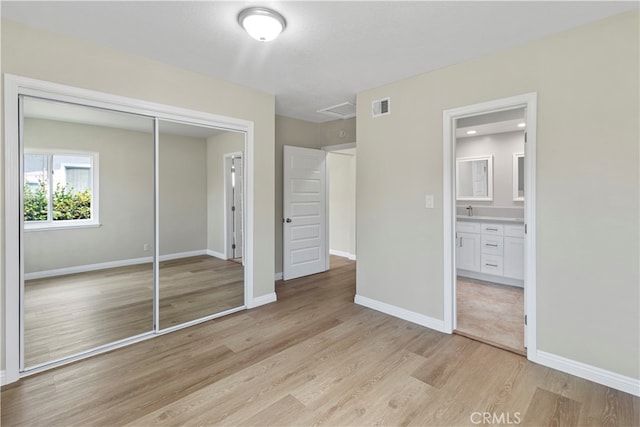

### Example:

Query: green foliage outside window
xmin=23 ymin=181 xmax=48 ymax=221
xmin=24 ymin=181 xmax=91 ymax=221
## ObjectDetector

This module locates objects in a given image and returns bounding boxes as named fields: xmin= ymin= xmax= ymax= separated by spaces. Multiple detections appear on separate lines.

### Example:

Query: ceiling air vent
xmin=317 ymin=102 xmax=356 ymax=119
xmin=372 ymin=97 xmax=390 ymax=117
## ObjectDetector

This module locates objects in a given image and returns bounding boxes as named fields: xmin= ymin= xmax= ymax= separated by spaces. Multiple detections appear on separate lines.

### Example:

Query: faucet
xmin=466 ymin=205 xmax=473 ymax=217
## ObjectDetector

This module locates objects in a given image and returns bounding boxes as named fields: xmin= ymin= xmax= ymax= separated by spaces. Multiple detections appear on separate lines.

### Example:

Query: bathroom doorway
xmin=455 ymin=108 xmax=526 ymax=354
xmin=443 ymin=93 xmax=537 ymax=358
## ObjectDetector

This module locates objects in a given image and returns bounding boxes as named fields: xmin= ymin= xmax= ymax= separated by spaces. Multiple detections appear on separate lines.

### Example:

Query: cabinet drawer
xmin=481 ymin=254 xmax=504 ymax=275
xmin=457 ymin=221 xmax=481 ymax=234
xmin=481 ymin=223 xmax=503 ymax=235
xmin=481 ymin=235 xmax=503 ymax=255
xmin=505 ymin=224 xmax=525 ymax=238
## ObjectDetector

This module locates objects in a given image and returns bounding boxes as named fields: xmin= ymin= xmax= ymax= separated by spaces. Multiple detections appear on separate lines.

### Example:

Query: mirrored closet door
xmin=7 ymin=76 xmax=251 ymax=381
xmin=157 ymin=120 xmax=245 ymax=329
xmin=21 ymin=96 xmax=155 ymax=369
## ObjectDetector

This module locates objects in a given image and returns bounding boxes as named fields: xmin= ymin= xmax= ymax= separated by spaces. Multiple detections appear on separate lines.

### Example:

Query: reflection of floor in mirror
xmin=455 ymin=277 xmax=525 ymax=355
xmin=24 ymin=255 xmax=244 ymax=368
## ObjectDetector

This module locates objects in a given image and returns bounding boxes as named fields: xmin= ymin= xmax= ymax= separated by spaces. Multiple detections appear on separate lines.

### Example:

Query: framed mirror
xmin=456 ymin=155 xmax=493 ymax=201
xmin=513 ymin=153 xmax=524 ymax=201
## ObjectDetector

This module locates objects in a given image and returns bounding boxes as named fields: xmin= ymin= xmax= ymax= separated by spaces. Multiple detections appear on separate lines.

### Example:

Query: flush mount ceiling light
xmin=517 ymin=122 xmax=526 ymax=128
xmin=238 ymin=7 xmax=286 ymax=42
xmin=466 ymin=130 xmax=477 ymax=135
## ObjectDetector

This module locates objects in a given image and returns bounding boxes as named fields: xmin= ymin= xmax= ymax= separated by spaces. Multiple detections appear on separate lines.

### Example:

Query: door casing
xmin=442 ymin=92 xmax=538 ymax=360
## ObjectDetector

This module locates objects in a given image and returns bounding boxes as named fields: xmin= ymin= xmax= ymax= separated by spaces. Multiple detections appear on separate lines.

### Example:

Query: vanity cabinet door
xmin=504 ymin=236 xmax=524 ymax=279
xmin=457 ymin=232 xmax=481 ymax=272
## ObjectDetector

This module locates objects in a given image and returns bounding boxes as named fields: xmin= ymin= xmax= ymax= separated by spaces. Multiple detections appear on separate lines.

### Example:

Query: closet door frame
xmin=3 ymin=74 xmax=255 ymax=384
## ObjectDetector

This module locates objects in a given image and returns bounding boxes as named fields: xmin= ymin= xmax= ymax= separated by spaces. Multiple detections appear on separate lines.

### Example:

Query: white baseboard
xmin=330 ymin=249 xmax=357 ymax=260
xmin=158 ymin=250 xmax=207 ymax=262
xmin=25 ymin=256 xmax=153 ymax=280
xmin=274 ymin=272 xmax=283 ymax=281
xmin=536 ymin=350 xmax=640 ymax=397
xmin=25 ymin=250 xmax=222 ymax=280
xmin=206 ymin=249 xmax=227 ymax=260
xmin=248 ymin=292 xmax=277 ymax=309
xmin=354 ymin=294 xmax=446 ymax=333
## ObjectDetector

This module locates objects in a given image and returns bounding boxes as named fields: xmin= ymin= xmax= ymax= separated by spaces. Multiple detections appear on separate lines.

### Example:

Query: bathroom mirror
xmin=456 ymin=155 xmax=493 ymax=201
xmin=513 ymin=153 xmax=524 ymax=201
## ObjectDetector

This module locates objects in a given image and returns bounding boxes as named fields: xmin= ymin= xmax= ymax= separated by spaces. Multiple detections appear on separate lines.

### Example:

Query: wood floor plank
xmin=237 ymin=394 xmax=312 ymax=426
xmin=297 ymin=350 xmax=427 ymax=426
xmin=24 ymin=255 xmax=243 ymax=367
xmin=522 ymin=387 xmax=582 ymax=426
xmin=3 ymin=256 xmax=639 ymax=427
xmin=411 ymin=334 xmax=481 ymax=389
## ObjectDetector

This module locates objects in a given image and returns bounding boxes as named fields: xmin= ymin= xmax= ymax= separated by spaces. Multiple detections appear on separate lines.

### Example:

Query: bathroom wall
xmin=456 ymin=130 xmax=524 ymax=218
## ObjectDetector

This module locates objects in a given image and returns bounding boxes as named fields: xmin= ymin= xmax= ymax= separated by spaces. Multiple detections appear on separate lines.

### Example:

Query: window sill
xmin=24 ymin=222 xmax=101 ymax=232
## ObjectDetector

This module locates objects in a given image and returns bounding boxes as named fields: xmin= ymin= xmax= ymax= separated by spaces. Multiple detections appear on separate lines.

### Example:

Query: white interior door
xmin=283 ymin=145 xmax=328 ymax=280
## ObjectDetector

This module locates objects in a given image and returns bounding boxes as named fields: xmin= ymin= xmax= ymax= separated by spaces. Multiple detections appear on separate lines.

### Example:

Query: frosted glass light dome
xmin=238 ymin=7 xmax=286 ymax=42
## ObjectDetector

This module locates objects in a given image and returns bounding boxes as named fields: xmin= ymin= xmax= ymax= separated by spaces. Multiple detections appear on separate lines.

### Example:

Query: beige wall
xmin=158 ymin=132 xmax=208 ymax=256
xmin=2 ymin=19 xmax=275 ymax=371
xmin=356 ymin=10 xmax=639 ymax=379
xmin=318 ymin=117 xmax=357 ymax=147
xmin=23 ymin=118 xmax=156 ymax=273
xmin=23 ymin=119 xmax=247 ymax=273
xmin=328 ymin=150 xmax=356 ymax=257
xmin=274 ymin=115 xmax=356 ymax=274
xmin=206 ymin=132 xmax=244 ymax=254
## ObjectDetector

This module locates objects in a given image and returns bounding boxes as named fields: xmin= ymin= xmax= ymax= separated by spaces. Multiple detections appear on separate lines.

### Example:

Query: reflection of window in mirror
xmin=456 ymin=155 xmax=493 ymax=201
xmin=24 ymin=151 xmax=98 ymax=229
xmin=513 ymin=153 xmax=524 ymax=201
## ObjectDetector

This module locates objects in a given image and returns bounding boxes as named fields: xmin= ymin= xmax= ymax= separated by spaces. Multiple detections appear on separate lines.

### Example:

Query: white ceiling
xmin=2 ymin=1 xmax=637 ymax=123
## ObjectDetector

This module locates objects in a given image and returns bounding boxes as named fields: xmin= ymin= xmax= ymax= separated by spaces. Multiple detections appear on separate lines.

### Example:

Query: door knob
xmin=285 ymin=218 xmax=292 ymax=223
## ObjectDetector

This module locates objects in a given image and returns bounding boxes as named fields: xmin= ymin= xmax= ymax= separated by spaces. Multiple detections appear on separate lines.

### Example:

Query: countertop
xmin=456 ymin=215 xmax=524 ymax=223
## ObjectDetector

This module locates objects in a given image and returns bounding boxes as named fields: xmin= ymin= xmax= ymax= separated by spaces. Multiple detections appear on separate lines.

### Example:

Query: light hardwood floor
xmin=24 ymin=256 xmax=244 ymax=367
xmin=456 ymin=277 xmax=525 ymax=354
xmin=3 ymin=256 xmax=638 ymax=426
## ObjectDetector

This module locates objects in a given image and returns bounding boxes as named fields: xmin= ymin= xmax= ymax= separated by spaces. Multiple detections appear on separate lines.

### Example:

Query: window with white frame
xmin=23 ymin=151 xmax=99 ymax=229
